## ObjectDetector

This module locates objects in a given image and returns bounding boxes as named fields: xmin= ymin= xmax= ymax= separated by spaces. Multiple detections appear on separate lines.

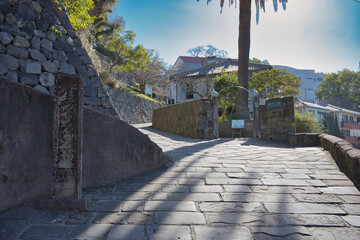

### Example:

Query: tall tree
xmin=199 ymin=0 xmax=288 ymax=118
xmin=250 ymin=68 xmax=301 ymax=99
xmin=187 ymin=45 xmax=228 ymax=98
xmin=316 ymin=69 xmax=360 ymax=111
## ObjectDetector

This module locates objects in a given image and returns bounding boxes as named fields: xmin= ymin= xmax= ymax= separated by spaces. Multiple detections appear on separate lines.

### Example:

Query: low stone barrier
xmin=0 ymin=78 xmax=166 ymax=212
xmin=287 ymin=132 xmax=320 ymax=147
xmin=152 ymin=99 xmax=214 ymax=139
xmin=287 ymin=132 xmax=360 ymax=183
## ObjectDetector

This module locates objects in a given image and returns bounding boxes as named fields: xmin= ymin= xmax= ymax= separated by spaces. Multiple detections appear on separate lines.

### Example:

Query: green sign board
xmin=232 ymin=120 xmax=245 ymax=129
xmin=266 ymin=98 xmax=283 ymax=110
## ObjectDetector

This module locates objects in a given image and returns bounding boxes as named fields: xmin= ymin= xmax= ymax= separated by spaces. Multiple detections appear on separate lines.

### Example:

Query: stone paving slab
xmin=1 ymin=124 xmax=360 ymax=239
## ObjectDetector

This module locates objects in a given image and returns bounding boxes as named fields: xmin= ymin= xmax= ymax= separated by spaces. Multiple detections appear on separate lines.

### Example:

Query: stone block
xmin=59 ymin=62 xmax=75 ymax=74
xmin=0 ymin=32 xmax=14 ymax=44
xmin=84 ymin=86 xmax=97 ymax=97
xmin=25 ymin=61 xmax=41 ymax=74
xmin=84 ymin=96 xmax=102 ymax=106
xmin=154 ymin=212 xmax=206 ymax=225
xmin=0 ymin=54 xmax=19 ymax=70
xmin=34 ymin=30 xmax=46 ymax=38
xmin=4 ymin=69 xmax=18 ymax=82
xmin=39 ymin=72 xmax=54 ymax=86
xmin=345 ymin=148 xmax=360 ymax=175
xmin=5 ymin=13 xmax=17 ymax=26
xmin=29 ymin=48 xmax=46 ymax=61
xmin=194 ymin=226 xmax=252 ymax=240
xmin=0 ymin=63 xmax=7 ymax=75
xmin=147 ymin=226 xmax=190 ymax=240
xmin=67 ymin=52 xmax=84 ymax=67
xmin=53 ymin=49 xmax=67 ymax=61
xmin=87 ymin=65 xmax=97 ymax=77
xmin=14 ymin=4 xmax=36 ymax=20
xmin=334 ymin=140 xmax=354 ymax=169
xmin=42 ymin=60 xmax=57 ymax=73
xmin=13 ymin=35 xmax=30 ymax=48
xmin=108 ymin=225 xmax=146 ymax=240
xmin=19 ymin=72 xmax=38 ymax=86
xmin=40 ymin=38 xmax=53 ymax=52
xmin=31 ymin=37 xmax=40 ymax=50
xmin=41 ymin=47 xmax=53 ymax=60
xmin=33 ymin=84 xmax=48 ymax=94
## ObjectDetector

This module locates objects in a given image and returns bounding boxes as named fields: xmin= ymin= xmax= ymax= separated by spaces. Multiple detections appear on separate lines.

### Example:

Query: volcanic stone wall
xmin=0 ymin=0 xmax=117 ymax=117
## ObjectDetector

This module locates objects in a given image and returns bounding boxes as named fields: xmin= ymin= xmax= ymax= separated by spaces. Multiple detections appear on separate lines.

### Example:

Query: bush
xmin=295 ymin=110 xmax=323 ymax=133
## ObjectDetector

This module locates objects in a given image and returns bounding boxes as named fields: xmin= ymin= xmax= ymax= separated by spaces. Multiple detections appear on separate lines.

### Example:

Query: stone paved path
xmin=1 ymin=125 xmax=360 ymax=239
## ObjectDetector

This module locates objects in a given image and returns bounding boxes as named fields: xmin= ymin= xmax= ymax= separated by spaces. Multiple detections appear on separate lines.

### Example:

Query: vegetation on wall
xmin=295 ymin=110 xmax=323 ymax=133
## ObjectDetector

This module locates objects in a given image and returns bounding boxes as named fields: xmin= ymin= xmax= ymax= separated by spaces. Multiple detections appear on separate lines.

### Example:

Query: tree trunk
xmin=236 ymin=0 xmax=251 ymax=119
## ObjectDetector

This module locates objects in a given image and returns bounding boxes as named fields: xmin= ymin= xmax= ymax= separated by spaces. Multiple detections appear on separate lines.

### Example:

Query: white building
xmin=273 ymin=65 xmax=324 ymax=104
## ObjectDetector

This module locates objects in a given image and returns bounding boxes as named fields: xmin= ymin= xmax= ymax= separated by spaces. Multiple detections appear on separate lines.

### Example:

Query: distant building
xmin=296 ymin=100 xmax=360 ymax=148
xmin=273 ymin=65 xmax=324 ymax=104
xmin=170 ymin=56 xmax=272 ymax=116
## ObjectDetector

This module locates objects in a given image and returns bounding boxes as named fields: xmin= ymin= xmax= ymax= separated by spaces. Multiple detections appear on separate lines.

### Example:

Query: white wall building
xmin=273 ymin=65 xmax=324 ymax=104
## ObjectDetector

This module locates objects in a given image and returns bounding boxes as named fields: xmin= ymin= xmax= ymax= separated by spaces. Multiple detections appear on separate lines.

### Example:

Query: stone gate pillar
xmin=211 ymin=89 xmax=219 ymax=139
xmin=39 ymin=73 xmax=86 ymax=210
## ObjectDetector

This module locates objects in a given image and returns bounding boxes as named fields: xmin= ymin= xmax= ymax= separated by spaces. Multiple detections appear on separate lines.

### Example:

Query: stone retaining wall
xmin=105 ymin=86 xmax=164 ymax=124
xmin=259 ymin=96 xmax=296 ymax=141
xmin=287 ymin=132 xmax=360 ymax=183
xmin=0 ymin=78 xmax=166 ymax=212
xmin=152 ymin=99 xmax=214 ymax=139
xmin=0 ymin=0 xmax=117 ymax=117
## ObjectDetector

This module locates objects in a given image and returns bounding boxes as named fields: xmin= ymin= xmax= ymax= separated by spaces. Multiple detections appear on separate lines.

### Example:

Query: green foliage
xmin=250 ymin=69 xmax=301 ymax=99
xmin=295 ymin=110 xmax=323 ymax=133
xmin=50 ymin=26 xmax=62 ymax=37
xmin=61 ymin=0 xmax=95 ymax=30
xmin=322 ymin=112 xmax=341 ymax=137
xmin=249 ymin=58 xmax=269 ymax=65
xmin=315 ymin=69 xmax=360 ymax=111
xmin=214 ymin=69 xmax=238 ymax=122
xmin=126 ymin=85 xmax=141 ymax=93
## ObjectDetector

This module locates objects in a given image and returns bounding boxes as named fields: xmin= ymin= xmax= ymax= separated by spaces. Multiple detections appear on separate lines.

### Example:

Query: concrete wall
xmin=152 ymin=99 xmax=213 ymax=139
xmin=105 ymin=86 xmax=164 ymax=124
xmin=0 ymin=78 xmax=166 ymax=212
xmin=259 ymin=96 xmax=296 ymax=141
xmin=0 ymin=78 xmax=53 ymax=212
xmin=83 ymin=108 xmax=166 ymax=188
xmin=0 ymin=0 xmax=118 ymax=117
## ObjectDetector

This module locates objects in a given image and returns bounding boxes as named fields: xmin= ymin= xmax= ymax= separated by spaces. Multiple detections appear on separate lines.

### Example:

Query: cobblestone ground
xmin=1 ymin=125 xmax=360 ymax=239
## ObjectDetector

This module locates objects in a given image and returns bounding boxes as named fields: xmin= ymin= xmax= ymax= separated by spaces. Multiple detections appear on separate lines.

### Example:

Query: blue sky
xmin=111 ymin=0 xmax=360 ymax=73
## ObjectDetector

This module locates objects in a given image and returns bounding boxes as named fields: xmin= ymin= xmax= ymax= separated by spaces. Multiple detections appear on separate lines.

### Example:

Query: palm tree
xmin=200 ymin=0 xmax=288 ymax=118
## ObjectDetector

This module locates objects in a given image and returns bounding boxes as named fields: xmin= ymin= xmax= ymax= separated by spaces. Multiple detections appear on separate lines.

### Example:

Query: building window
xmin=350 ymin=116 xmax=354 ymax=123
xmin=186 ymin=83 xmax=194 ymax=99
xmin=342 ymin=114 xmax=349 ymax=122
xmin=342 ymin=130 xmax=350 ymax=137
xmin=357 ymin=117 xmax=360 ymax=124
xmin=318 ymin=112 xmax=324 ymax=119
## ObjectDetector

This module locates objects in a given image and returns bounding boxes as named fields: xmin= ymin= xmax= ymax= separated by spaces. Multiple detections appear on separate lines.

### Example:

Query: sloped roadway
xmin=1 ymin=124 xmax=360 ymax=239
